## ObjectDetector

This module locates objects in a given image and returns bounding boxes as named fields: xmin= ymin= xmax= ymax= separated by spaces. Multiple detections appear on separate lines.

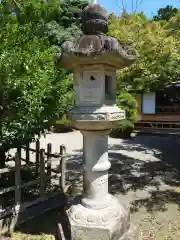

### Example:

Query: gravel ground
xmin=12 ymin=131 xmax=180 ymax=239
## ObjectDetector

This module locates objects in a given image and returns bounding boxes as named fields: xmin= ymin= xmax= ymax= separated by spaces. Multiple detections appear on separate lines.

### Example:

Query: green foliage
xmin=165 ymin=12 xmax=180 ymax=40
xmin=38 ymin=0 xmax=88 ymax=49
xmin=110 ymin=93 xmax=138 ymax=138
xmin=0 ymin=15 xmax=67 ymax=149
xmin=2 ymin=0 xmax=61 ymax=24
xmin=58 ymin=0 xmax=88 ymax=28
xmin=109 ymin=13 xmax=180 ymax=92
xmin=110 ymin=120 xmax=134 ymax=139
xmin=117 ymin=92 xmax=139 ymax=123
xmin=109 ymin=10 xmax=180 ymax=137
xmin=0 ymin=0 xmax=90 ymax=155
xmin=2 ymin=0 xmax=89 ymax=47
xmin=153 ymin=5 xmax=179 ymax=21
xmin=54 ymin=117 xmax=74 ymax=133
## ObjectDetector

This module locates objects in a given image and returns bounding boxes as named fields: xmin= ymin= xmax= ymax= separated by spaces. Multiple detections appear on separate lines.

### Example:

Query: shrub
xmin=110 ymin=92 xmax=139 ymax=138
xmin=52 ymin=116 xmax=75 ymax=133
xmin=110 ymin=119 xmax=134 ymax=138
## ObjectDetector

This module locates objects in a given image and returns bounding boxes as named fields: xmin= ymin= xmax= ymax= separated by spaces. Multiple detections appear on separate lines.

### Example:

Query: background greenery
xmin=0 ymin=1 xmax=179 ymax=166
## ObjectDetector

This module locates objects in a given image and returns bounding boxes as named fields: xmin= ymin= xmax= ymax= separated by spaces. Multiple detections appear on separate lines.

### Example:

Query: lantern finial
xmin=81 ymin=2 xmax=108 ymax=35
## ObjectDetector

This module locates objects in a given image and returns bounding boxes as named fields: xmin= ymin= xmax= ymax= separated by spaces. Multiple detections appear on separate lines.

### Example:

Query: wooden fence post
xmin=15 ymin=148 xmax=21 ymax=211
xmin=59 ymin=145 xmax=66 ymax=192
xmin=40 ymin=149 xmax=45 ymax=197
xmin=35 ymin=140 xmax=40 ymax=175
xmin=47 ymin=143 xmax=52 ymax=184
xmin=25 ymin=143 xmax=30 ymax=164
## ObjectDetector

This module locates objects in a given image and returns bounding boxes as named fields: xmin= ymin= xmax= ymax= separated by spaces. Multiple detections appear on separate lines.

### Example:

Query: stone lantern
xmin=58 ymin=2 xmax=137 ymax=240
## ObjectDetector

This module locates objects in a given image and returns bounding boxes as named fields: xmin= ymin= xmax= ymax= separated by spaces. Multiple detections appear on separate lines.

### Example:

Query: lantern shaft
xmin=57 ymin=1 xmax=137 ymax=240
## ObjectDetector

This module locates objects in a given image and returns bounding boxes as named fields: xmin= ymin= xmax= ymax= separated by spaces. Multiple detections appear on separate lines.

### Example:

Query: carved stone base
xmin=57 ymin=196 xmax=137 ymax=240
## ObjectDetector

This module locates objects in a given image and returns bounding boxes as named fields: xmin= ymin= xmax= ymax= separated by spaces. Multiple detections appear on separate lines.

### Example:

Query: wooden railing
xmin=156 ymin=105 xmax=180 ymax=114
xmin=0 ymin=140 xmax=67 ymax=234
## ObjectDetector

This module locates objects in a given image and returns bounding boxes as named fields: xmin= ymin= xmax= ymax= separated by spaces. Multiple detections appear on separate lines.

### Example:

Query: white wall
xmin=142 ymin=93 xmax=156 ymax=114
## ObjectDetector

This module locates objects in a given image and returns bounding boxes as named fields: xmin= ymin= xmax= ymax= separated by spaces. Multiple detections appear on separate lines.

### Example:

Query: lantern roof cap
xmin=57 ymin=2 xmax=138 ymax=70
xmin=59 ymin=34 xmax=138 ymax=70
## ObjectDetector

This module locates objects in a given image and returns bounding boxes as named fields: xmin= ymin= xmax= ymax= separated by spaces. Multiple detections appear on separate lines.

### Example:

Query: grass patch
xmin=12 ymin=232 xmax=55 ymax=240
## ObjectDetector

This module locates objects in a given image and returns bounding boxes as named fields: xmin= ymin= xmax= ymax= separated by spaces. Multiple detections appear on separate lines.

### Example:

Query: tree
xmin=108 ymin=12 xmax=180 ymax=135
xmin=153 ymin=5 xmax=179 ymax=21
xmin=0 ymin=0 xmax=87 ymax=167
xmin=165 ymin=12 xmax=180 ymax=39
xmin=0 ymin=22 xmax=66 ymax=167
xmin=4 ymin=0 xmax=89 ymax=46
xmin=108 ymin=12 xmax=180 ymax=93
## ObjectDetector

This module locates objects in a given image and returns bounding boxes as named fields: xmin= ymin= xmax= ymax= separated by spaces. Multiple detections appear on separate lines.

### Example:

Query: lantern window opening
xmin=90 ymin=75 xmax=96 ymax=81
xmin=105 ymin=75 xmax=113 ymax=100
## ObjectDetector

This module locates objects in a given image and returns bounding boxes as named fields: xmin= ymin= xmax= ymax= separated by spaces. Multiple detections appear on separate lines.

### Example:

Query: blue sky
xmin=99 ymin=0 xmax=180 ymax=18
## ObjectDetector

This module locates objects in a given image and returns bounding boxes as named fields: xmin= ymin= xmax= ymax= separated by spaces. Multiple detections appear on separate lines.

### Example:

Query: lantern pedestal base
xmin=57 ymin=196 xmax=137 ymax=240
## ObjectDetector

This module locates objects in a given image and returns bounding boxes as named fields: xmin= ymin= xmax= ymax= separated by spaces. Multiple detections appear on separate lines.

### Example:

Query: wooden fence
xmin=0 ymin=140 xmax=67 ymax=235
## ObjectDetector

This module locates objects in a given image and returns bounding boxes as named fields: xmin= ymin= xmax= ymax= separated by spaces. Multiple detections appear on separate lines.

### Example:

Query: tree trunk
xmin=0 ymin=80 xmax=6 ymax=169
xmin=0 ymin=149 xmax=6 ymax=169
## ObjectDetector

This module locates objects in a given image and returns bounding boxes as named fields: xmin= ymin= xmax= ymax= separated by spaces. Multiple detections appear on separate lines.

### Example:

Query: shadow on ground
xmin=14 ymin=135 xmax=180 ymax=238
xmin=65 ymin=135 xmax=180 ymax=212
xmin=108 ymin=135 xmax=180 ymax=213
